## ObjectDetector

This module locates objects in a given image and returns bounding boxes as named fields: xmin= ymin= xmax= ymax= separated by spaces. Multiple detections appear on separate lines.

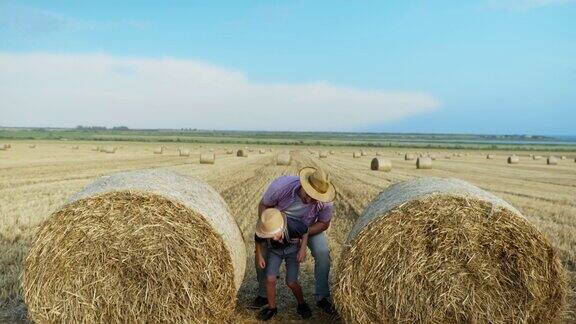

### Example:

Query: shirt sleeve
xmin=316 ymin=202 xmax=333 ymax=224
xmin=261 ymin=177 xmax=289 ymax=207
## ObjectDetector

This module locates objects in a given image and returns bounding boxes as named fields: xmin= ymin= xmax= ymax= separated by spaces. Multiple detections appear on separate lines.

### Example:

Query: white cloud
xmin=0 ymin=53 xmax=440 ymax=131
xmin=487 ymin=0 xmax=575 ymax=10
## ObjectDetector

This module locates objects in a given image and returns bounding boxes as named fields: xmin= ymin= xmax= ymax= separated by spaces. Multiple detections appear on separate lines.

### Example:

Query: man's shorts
xmin=266 ymin=243 xmax=300 ymax=284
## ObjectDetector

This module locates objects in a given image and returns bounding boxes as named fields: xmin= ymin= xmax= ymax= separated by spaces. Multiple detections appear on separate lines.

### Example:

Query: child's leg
xmin=285 ymin=251 xmax=304 ymax=304
xmin=265 ymin=250 xmax=283 ymax=309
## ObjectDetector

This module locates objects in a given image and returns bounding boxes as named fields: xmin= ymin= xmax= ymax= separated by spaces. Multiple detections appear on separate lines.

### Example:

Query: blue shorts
xmin=266 ymin=244 xmax=300 ymax=284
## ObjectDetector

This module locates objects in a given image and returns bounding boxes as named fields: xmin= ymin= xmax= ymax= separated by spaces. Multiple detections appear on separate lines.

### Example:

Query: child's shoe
xmin=257 ymin=307 xmax=277 ymax=321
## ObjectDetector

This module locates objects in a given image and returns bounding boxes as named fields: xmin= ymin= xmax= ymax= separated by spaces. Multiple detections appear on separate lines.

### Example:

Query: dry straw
xmin=370 ymin=157 xmax=391 ymax=171
xmin=259 ymin=149 xmax=266 ymax=154
xmin=153 ymin=146 xmax=163 ymax=154
xmin=236 ymin=149 xmax=247 ymax=157
xmin=361 ymin=150 xmax=367 ymax=156
xmin=547 ymin=156 xmax=558 ymax=165
xmin=200 ymin=152 xmax=215 ymax=164
xmin=179 ymin=149 xmax=191 ymax=157
xmin=508 ymin=156 xmax=520 ymax=164
xmin=353 ymin=152 xmax=361 ymax=158
xmin=319 ymin=151 xmax=328 ymax=158
xmin=486 ymin=154 xmax=494 ymax=159
xmin=276 ymin=153 xmax=291 ymax=166
xmin=416 ymin=157 xmax=432 ymax=169
xmin=23 ymin=169 xmax=246 ymax=323
xmin=405 ymin=153 xmax=415 ymax=161
xmin=533 ymin=155 xmax=542 ymax=160
xmin=226 ymin=149 xmax=234 ymax=154
xmin=0 ymin=144 xmax=8 ymax=151
xmin=29 ymin=144 xmax=36 ymax=149
xmin=334 ymin=177 xmax=566 ymax=324
xmin=99 ymin=146 xmax=116 ymax=154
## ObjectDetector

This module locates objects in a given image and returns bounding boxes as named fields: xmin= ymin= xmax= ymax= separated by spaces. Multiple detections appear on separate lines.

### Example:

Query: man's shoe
xmin=257 ymin=307 xmax=278 ymax=321
xmin=316 ymin=298 xmax=336 ymax=315
xmin=248 ymin=296 xmax=268 ymax=309
xmin=297 ymin=302 xmax=312 ymax=319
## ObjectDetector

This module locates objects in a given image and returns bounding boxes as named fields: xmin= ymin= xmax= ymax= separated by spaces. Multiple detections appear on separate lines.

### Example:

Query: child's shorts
xmin=266 ymin=244 xmax=300 ymax=284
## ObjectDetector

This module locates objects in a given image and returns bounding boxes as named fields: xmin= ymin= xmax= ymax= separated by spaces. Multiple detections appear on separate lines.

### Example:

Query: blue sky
xmin=0 ymin=0 xmax=575 ymax=134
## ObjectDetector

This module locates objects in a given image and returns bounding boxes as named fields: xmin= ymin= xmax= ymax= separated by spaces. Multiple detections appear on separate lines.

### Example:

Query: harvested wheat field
xmin=1 ymin=141 xmax=575 ymax=323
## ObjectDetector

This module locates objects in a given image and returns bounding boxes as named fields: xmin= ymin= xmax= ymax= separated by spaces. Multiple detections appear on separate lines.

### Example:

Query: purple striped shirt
xmin=261 ymin=175 xmax=333 ymax=226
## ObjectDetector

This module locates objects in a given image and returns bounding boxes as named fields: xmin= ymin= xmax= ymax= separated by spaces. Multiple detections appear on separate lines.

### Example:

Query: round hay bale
xmin=200 ymin=152 xmax=215 ymax=164
xmin=29 ymin=144 xmax=36 ymax=149
xmin=226 ymin=149 xmax=234 ymax=154
xmin=547 ymin=156 xmax=558 ymax=165
xmin=416 ymin=157 xmax=432 ymax=169
xmin=236 ymin=149 xmax=247 ymax=157
xmin=319 ymin=151 xmax=328 ymax=158
xmin=100 ymin=146 xmax=116 ymax=154
xmin=533 ymin=155 xmax=542 ymax=160
xmin=444 ymin=155 xmax=451 ymax=159
xmin=361 ymin=150 xmax=367 ymax=156
xmin=5 ymin=143 xmax=11 ymax=148
xmin=24 ymin=170 xmax=245 ymax=323
xmin=486 ymin=154 xmax=494 ymax=159
xmin=179 ymin=149 xmax=191 ymax=157
xmin=334 ymin=177 xmax=566 ymax=324
xmin=405 ymin=153 xmax=415 ymax=161
xmin=560 ymin=156 xmax=566 ymax=160
xmin=92 ymin=146 xmax=100 ymax=151
xmin=508 ymin=156 xmax=520 ymax=164
xmin=353 ymin=152 xmax=361 ymax=158
xmin=370 ymin=157 xmax=391 ymax=171
xmin=0 ymin=144 xmax=8 ymax=151
xmin=153 ymin=147 xmax=163 ymax=154
xmin=71 ymin=145 xmax=79 ymax=150
xmin=428 ymin=154 xmax=437 ymax=160
xmin=276 ymin=153 xmax=291 ymax=166
xmin=330 ymin=150 xmax=335 ymax=155
xmin=259 ymin=149 xmax=266 ymax=154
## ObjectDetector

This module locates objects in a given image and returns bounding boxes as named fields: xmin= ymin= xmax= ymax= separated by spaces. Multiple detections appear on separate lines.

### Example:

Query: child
xmin=254 ymin=208 xmax=312 ymax=321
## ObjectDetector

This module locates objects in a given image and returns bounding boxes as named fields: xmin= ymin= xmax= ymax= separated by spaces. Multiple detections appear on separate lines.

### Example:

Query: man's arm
xmin=258 ymin=199 xmax=269 ymax=218
xmin=308 ymin=220 xmax=330 ymax=236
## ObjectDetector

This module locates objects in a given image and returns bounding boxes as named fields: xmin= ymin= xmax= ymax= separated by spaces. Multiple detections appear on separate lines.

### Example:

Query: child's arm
xmin=297 ymin=233 xmax=308 ymax=263
xmin=255 ymin=241 xmax=266 ymax=269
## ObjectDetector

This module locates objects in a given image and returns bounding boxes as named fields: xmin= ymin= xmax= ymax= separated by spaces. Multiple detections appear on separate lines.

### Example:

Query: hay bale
xmin=444 ymin=155 xmax=451 ymax=159
xmin=276 ymin=153 xmax=291 ymax=166
xmin=71 ymin=145 xmax=79 ymax=150
xmin=92 ymin=146 xmax=100 ymax=151
xmin=533 ymin=155 xmax=542 ymax=160
xmin=29 ymin=144 xmax=36 ymax=149
xmin=330 ymin=150 xmax=335 ymax=155
xmin=23 ymin=170 xmax=245 ymax=323
xmin=508 ymin=156 xmax=520 ymax=164
xmin=200 ymin=152 xmax=215 ymax=164
xmin=319 ymin=151 xmax=328 ymax=158
xmin=370 ymin=158 xmax=391 ymax=171
xmin=179 ymin=149 xmax=191 ymax=157
xmin=101 ymin=146 xmax=116 ymax=154
xmin=226 ymin=149 xmax=234 ymax=154
xmin=427 ymin=154 xmax=437 ymax=160
xmin=405 ymin=153 xmax=415 ymax=161
xmin=353 ymin=152 xmax=361 ymax=158
xmin=560 ymin=156 xmax=566 ymax=160
xmin=5 ymin=144 xmax=11 ymax=148
xmin=547 ymin=156 xmax=558 ymax=165
xmin=486 ymin=154 xmax=495 ymax=159
xmin=0 ymin=144 xmax=7 ymax=151
xmin=236 ymin=149 xmax=247 ymax=157
xmin=361 ymin=150 xmax=367 ymax=156
xmin=416 ymin=157 xmax=432 ymax=169
xmin=259 ymin=149 xmax=266 ymax=154
xmin=153 ymin=147 xmax=163 ymax=154
xmin=334 ymin=177 xmax=566 ymax=324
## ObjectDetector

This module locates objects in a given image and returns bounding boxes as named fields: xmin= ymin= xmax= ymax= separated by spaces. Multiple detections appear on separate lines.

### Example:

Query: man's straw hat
xmin=299 ymin=167 xmax=336 ymax=203
xmin=255 ymin=208 xmax=285 ymax=238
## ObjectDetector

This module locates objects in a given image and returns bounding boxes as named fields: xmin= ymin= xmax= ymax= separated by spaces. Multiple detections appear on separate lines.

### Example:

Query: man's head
xmin=298 ymin=186 xmax=317 ymax=204
xmin=298 ymin=167 xmax=335 ymax=203
xmin=255 ymin=208 xmax=285 ymax=240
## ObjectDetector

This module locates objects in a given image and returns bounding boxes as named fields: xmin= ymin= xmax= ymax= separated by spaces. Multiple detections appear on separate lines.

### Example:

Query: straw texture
xmin=416 ymin=157 xmax=432 ymax=169
xmin=405 ymin=153 xmax=415 ymax=161
xmin=508 ymin=156 xmax=520 ymax=164
xmin=334 ymin=177 xmax=566 ymax=324
xmin=276 ymin=153 xmax=291 ymax=166
xmin=24 ymin=169 xmax=246 ymax=323
xmin=237 ymin=149 xmax=247 ymax=157
xmin=200 ymin=152 xmax=215 ymax=164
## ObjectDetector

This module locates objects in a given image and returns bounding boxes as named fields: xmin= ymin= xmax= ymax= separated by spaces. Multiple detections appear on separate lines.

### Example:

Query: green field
xmin=1 ymin=127 xmax=575 ymax=152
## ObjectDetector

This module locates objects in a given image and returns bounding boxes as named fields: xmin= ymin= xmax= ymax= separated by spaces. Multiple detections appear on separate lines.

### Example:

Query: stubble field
xmin=1 ymin=141 xmax=575 ymax=323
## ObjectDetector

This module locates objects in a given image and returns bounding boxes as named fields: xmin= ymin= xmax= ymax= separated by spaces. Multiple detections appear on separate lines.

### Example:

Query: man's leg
xmin=307 ymin=232 xmax=331 ymax=301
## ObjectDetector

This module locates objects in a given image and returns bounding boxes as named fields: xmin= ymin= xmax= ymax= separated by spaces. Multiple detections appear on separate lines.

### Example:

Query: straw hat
xmin=255 ymin=208 xmax=285 ymax=238
xmin=299 ymin=167 xmax=336 ymax=203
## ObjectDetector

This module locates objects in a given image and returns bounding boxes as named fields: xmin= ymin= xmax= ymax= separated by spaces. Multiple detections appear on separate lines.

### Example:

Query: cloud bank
xmin=0 ymin=53 xmax=440 ymax=131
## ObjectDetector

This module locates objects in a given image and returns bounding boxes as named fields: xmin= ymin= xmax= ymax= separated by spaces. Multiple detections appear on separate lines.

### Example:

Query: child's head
xmin=256 ymin=208 xmax=285 ymax=241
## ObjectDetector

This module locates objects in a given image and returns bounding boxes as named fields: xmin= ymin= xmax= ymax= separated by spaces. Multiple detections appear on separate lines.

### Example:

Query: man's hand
xmin=257 ymin=254 xmax=266 ymax=269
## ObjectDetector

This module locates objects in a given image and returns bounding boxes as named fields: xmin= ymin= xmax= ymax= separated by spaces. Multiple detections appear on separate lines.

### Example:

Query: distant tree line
xmin=75 ymin=126 xmax=130 ymax=131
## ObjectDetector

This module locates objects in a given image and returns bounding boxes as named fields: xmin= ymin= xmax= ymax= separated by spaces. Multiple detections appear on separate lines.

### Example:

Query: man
xmin=252 ymin=166 xmax=336 ymax=315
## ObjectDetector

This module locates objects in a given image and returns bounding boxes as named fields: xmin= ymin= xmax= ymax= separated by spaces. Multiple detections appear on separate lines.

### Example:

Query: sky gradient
xmin=1 ymin=0 xmax=574 ymax=134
